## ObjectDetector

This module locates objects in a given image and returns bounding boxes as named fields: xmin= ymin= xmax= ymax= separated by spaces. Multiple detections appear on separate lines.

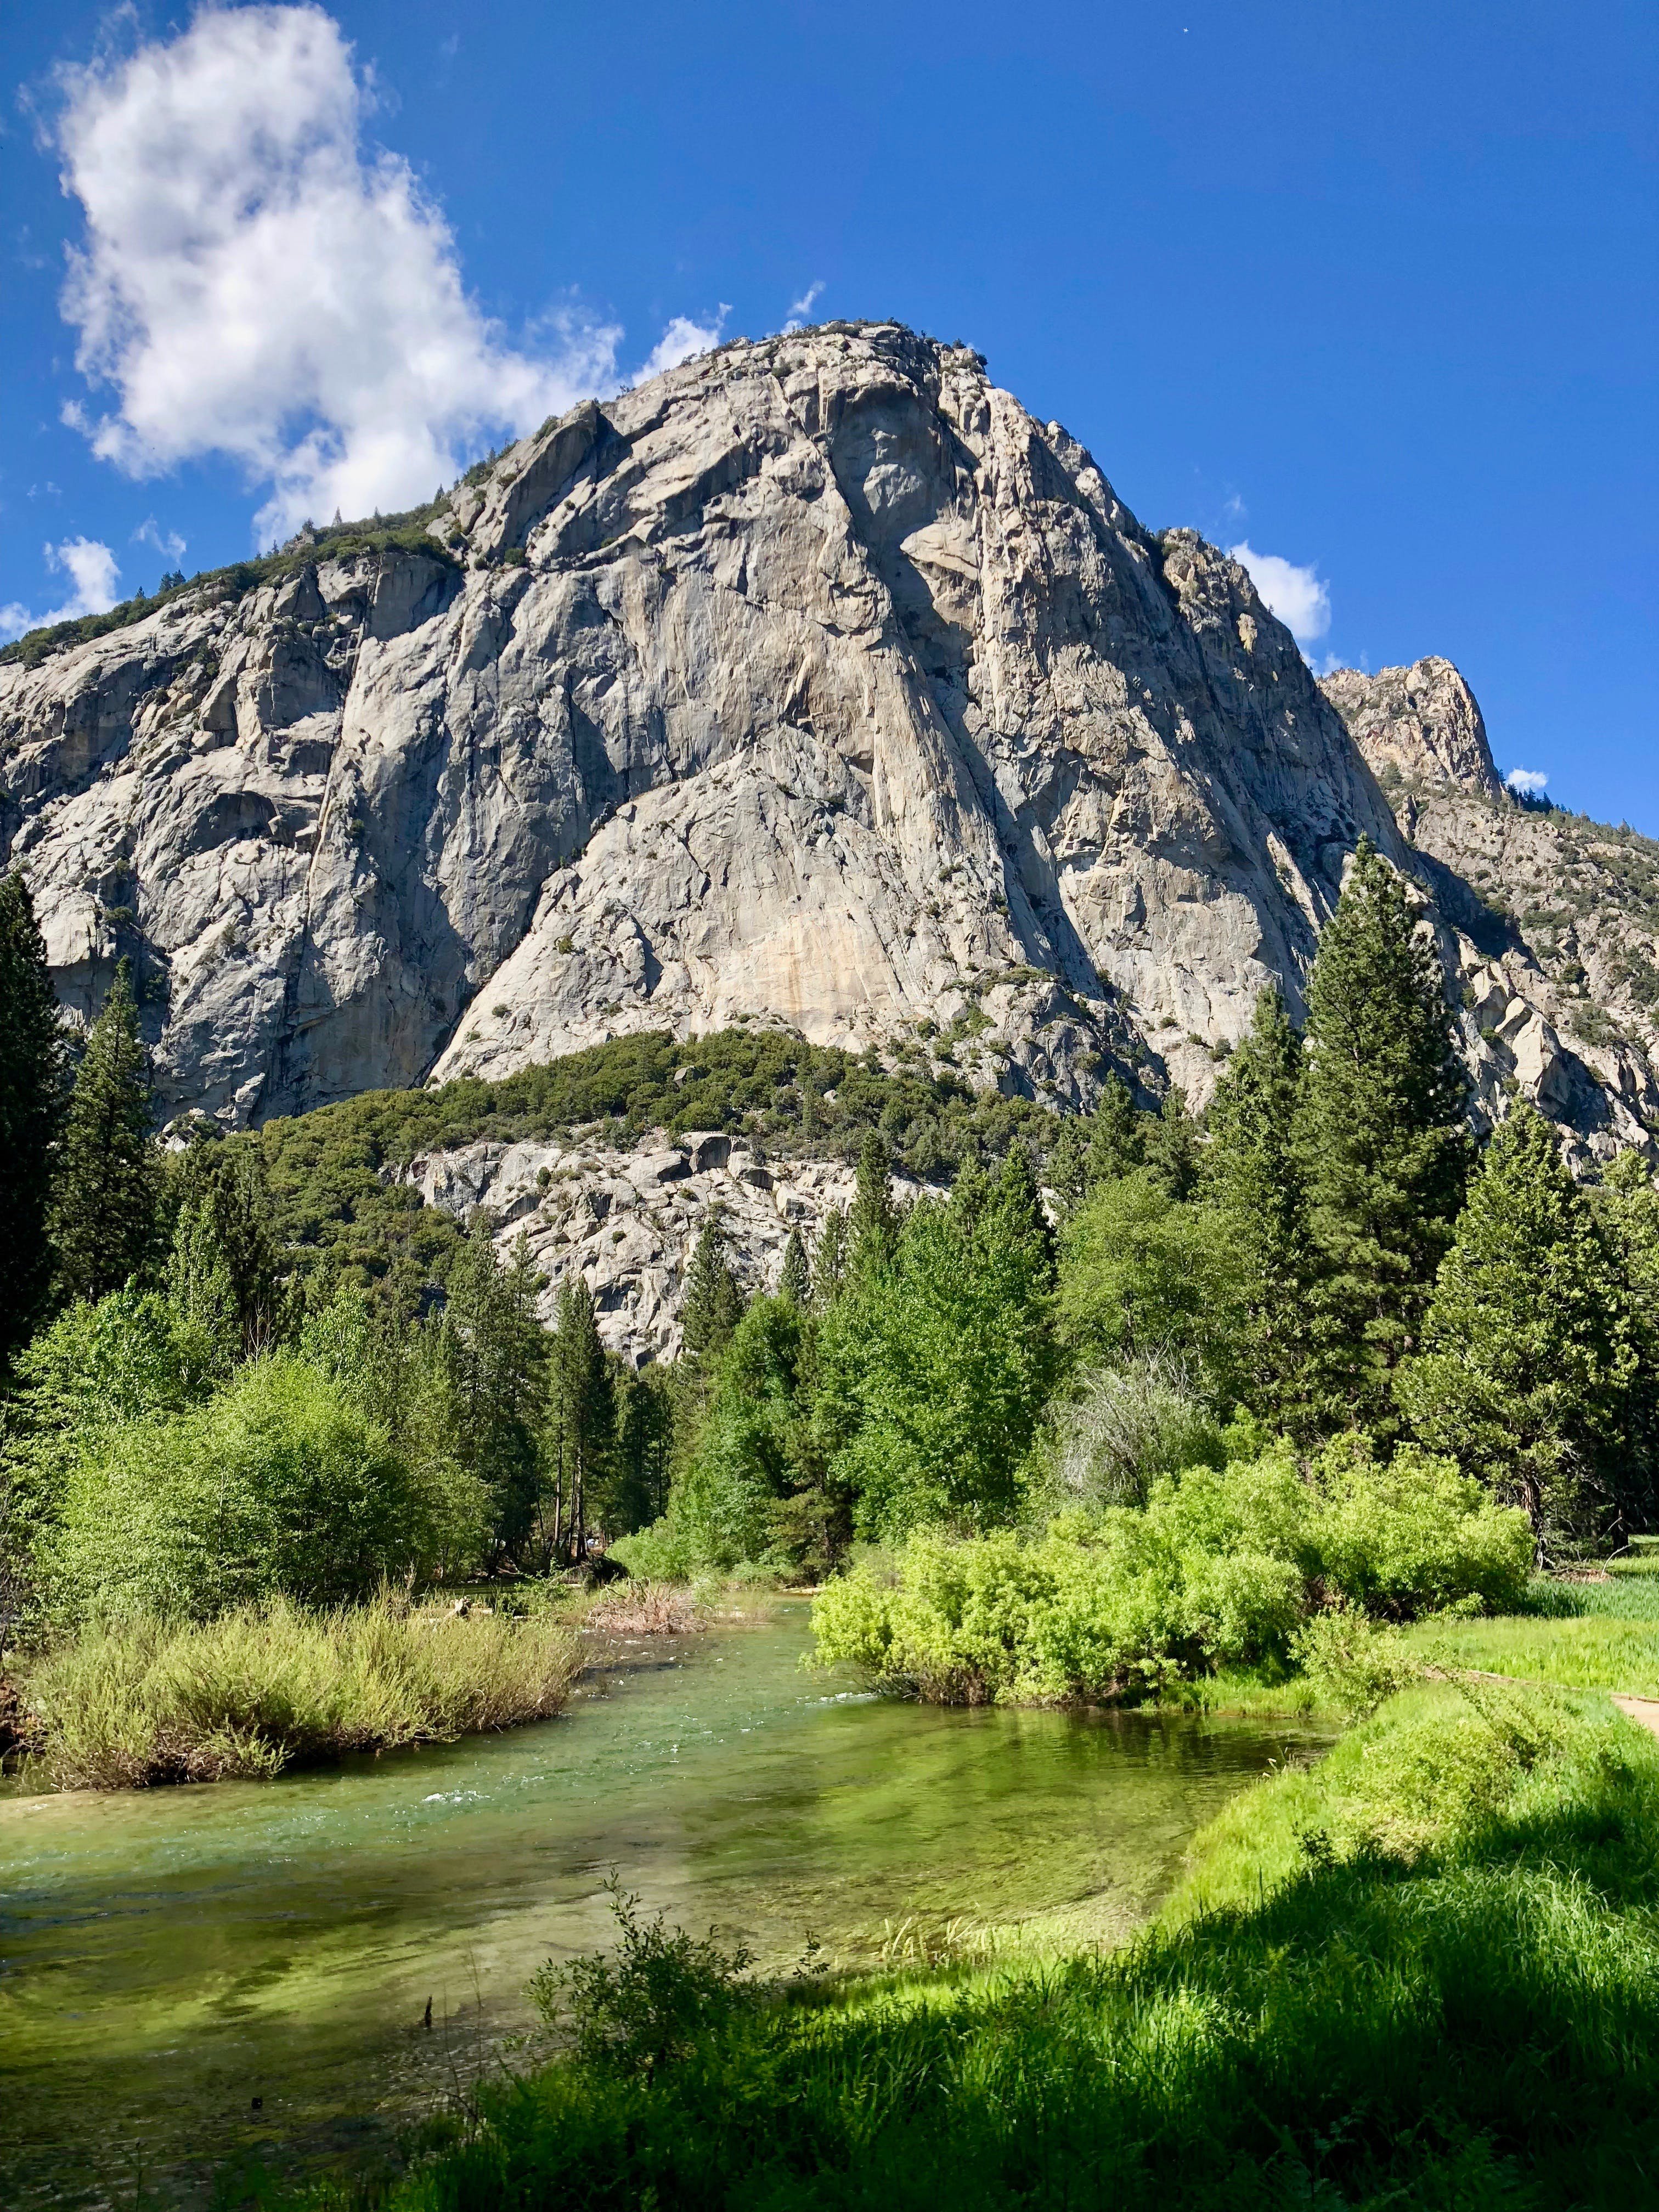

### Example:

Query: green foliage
xmin=41 ymin=1353 xmax=431 ymax=1621
xmin=1399 ymin=1102 xmax=1634 ymax=1544
xmin=16 ymin=1593 xmax=578 ymax=1788
xmin=822 ymin=1152 xmax=1057 ymax=1542
xmin=1289 ymin=1604 xmax=1420 ymax=1718
xmin=527 ymin=1875 xmax=754 ymax=2079
xmin=681 ymin=1212 xmax=743 ymax=1363
xmin=163 ymin=1130 xmax=287 ymax=1356
xmin=779 ymin=1227 xmax=811 ymax=1307
xmin=50 ymin=960 xmax=162 ymax=1305
xmin=0 ymin=873 xmax=66 ymax=1365
xmin=544 ymin=1272 xmax=615 ymax=1564
xmin=1056 ymin=1170 xmax=1242 ymax=1392
xmin=1036 ymin=1355 xmax=1226 ymax=1514
xmin=441 ymin=1225 xmax=548 ymax=1565
xmin=811 ymin=1443 xmax=1531 ymax=1705
xmin=1295 ymin=842 xmax=1470 ymax=1429
xmin=1199 ymin=986 xmax=1309 ymax=1427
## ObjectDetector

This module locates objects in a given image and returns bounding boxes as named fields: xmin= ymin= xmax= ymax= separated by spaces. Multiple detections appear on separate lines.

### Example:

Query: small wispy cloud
xmin=134 ymin=515 xmax=185 ymax=564
xmin=1505 ymin=768 xmax=1548 ymax=796
xmin=0 ymin=535 xmax=121 ymax=642
xmin=785 ymin=281 xmax=824 ymax=331
xmin=1227 ymin=540 xmax=1331 ymax=647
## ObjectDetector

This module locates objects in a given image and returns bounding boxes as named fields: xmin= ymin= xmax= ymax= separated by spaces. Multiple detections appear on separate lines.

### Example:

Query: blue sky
xmin=3 ymin=2 xmax=1654 ymax=824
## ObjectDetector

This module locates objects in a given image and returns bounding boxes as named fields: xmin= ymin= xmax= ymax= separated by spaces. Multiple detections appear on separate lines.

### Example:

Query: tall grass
xmin=16 ymin=1595 xmax=579 ymax=1790
xmin=297 ymin=1681 xmax=1659 ymax=2209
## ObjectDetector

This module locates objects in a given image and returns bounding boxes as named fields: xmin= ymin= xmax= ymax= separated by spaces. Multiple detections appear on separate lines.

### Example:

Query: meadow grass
xmin=14 ymin=1594 xmax=580 ymax=1789
xmin=294 ymin=1678 xmax=1659 ymax=2210
xmin=1401 ymin=1610 xmax=1659 ymax=1696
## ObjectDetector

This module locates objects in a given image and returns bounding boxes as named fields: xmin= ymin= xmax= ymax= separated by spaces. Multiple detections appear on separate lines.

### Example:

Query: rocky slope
xmin=3 ymin=320 xmax=1417 ymax=1128
xmin=3 ymin=323 xmax=1657 ymax=1356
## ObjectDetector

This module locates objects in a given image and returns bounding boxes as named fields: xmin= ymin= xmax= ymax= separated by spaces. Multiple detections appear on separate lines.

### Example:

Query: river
xmin=0 ymin=1604 xmax=1328 ymax=2205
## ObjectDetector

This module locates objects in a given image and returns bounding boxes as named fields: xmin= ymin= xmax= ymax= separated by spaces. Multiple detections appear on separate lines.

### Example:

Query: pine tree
xmin=1398 ymin=1102 xmax=1632 ymax=1548
xmin=1294 ymin=842 xmax=1470 ymax=1429
xmin=1142 ymin=1085 xmax=1199 ymax=1201
xmin=813 ymin=1207 xmax=849 ymax=1307
xmin=52 ymin=958 xmax=161 ymax=1305
xmin=610 ymin=1365 xmax=675 ymax=1532
xmin=443 ymin=1221 xmax=548 ymax=1564
xmin=682 ymin=1212 xmax=743 ymax=1361
xmin=166 ymin=1133 xmax=285 ymax=1355
xmin=1050 ymin=1073 xmax=1146 ymax=1211
xmin=0 ymin=873 xmax=65 ymax=1363
xmin=780 ymin=1227 xmax=811 ymax=1306
xmin=546 ymin=1273 xmax=614 ymax=1561
xmin=1201 ymin=986 xmax=1310 ymax=1426
xmin=848 ymin=1131 xmax=898 ymax=1268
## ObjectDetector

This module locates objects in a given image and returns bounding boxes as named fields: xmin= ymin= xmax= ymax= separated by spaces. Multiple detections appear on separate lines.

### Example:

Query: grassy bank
xmin=10 ymin=1594 xmax=579 ymax=1789
xmin=286 ymin=1674 xmax=1659 ymax=2210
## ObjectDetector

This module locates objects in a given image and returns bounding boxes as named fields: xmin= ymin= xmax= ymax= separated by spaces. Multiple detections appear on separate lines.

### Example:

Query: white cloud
xmin=1227 ymin=540 xmax=1332 ymax=646
xmin=134 ymin=515 xmax=186 ymax=565
xmin=785 ymin=281 xmax=824 ymax=331
xmin=631 ymin=310 xmax=728 ymax=386
xmin=1506 ymin=768 xmax=1548 ymax=795
xmin=0 ymin=535 xmax=121 ymax=641
xmin=50 ymin=4 xmax=628 ymax=541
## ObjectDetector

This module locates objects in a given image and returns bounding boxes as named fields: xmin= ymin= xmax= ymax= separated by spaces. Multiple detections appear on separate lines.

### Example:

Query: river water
xmin=0 ymin=1605 xmax=1328 ymax=2205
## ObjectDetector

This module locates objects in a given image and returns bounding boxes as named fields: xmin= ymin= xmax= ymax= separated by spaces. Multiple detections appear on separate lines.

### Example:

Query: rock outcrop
xmin=2 ymin=322 xmax=1411 ymax=1126
xmin=2 ymin=323 xmax=1655 ymax=1223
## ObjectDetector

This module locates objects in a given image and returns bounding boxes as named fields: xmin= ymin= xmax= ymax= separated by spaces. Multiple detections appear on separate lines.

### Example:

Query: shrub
xmin=527 ymin=1876 xmax=754 ymax=2078
xmin=812 ymin=1444 xmax=1533 ymax=1705
xmin=42 ymin=1355 xmax=431 ymax=1621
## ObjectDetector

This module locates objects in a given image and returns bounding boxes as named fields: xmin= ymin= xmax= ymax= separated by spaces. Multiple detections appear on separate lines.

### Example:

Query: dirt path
xmin=1611 ymin=1695 xmax=1659 ymax=1739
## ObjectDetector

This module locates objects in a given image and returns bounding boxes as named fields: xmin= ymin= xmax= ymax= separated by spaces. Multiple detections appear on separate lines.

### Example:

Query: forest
xmin=5 ymin=843 xmax=1659 ymax=2206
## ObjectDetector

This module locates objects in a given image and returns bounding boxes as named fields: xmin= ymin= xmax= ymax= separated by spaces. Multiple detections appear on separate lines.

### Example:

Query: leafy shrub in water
xmin=528 ymin=1875 xmax=754 ymax=2078
xmin=812 ymin=1443 xmax=1532 ymax=1703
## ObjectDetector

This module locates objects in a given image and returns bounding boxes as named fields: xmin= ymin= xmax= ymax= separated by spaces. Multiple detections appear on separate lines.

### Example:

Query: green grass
xmin=290 ymin=1680 xmax=1659 ymax=2209
xmin=1401 ymin=1611 xmax=1659 ymax=1697
xmin=12 ymin=1594 xmax=580 ymax=1789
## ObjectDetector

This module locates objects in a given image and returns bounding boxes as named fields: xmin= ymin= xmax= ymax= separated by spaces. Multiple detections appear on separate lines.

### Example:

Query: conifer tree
xmin=0 ymin=873 xmax=65 ymax=1363
xmin=812 ymin=1207 xmax=849 ymax=1307
xmin=546 ymin=1273 xmax=614 ymax=1561
xmin=1049 ymin=1073 xmax=1146 ymax=1211
xmin=682 ymin=1212 xmax=743 ymax=1361
xmin=443 ymin=1221 xmax=547 ymax=1564
xmin=1397 ymin=1102 xmax=1631 ymax=1547
xmin=848 ymin=1130 xmax=898 ymax=1268
xmin=611 ymin=1365 xmax=674 ymax=1532
xmin=780 ymin=1227 xmax=811 ymax=1306
xmin=52 ymin=958 xmax=161 ymax=1305
xmin=1201 ymin=987 xmax=1310 ymax=1426
xmin=1142 ymin=1085 xmax=1199 ymax=1201
xmin=166 ymin=1133 xmax=285 ymax=1355
xmin=1294 ymin=842 xmax=1469 ymax=1428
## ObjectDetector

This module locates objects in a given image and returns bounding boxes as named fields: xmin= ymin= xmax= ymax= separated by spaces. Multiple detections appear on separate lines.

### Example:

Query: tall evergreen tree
xmin=610 ymin=1365 xmax=675 ymax=1534
xmin=812 ymin=1207 xmax=849 ymax=1307
xmin=1201 ymin=987 xmax=1310 ymax=1427
xmin=166 ymin=1132 xmax=285 ymax=1355
xmin=779 ymin=1227 xmax=811 ymax=1306
xmin=1142 ymin=1085 xmax=1200 ymax=1201
xmin=0 ymin=873 xmax=65 ymax=1363
xmin=848 ymin=1130 xmax=898 ymax=1268
xmin=443 ymin=1221 xmax=547 ymax=1564
xmin=546 ymin=1274 xmax=614 ymax=1562
xmin=1048 ymin=1073 xmax=1145 ymax=1212
xmin=52 ymin=958 xmax=161 ymax=1305
xmin=681 ymin=1211 xmax=743 ymax=1361
xmin=1294 ymin=842 xmax=1470 ymax=1429
xmin=1397 ymin=1102 xmax=1632 ymax=1549
xmin=1589 ymin=1152 xmax=1659 ymax=1536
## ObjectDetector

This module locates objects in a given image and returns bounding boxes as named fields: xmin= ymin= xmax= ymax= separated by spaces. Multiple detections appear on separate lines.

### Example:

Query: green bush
xmin=811 ymin=1444 xmax=1533 ymax=1704
xmin=42 ymin=1354 xmax=432 ymax=1620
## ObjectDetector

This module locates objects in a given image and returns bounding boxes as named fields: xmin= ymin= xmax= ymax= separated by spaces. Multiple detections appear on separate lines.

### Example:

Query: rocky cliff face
xmin=2 ymin=321 xmax=1410 ymax=1127
xmin=2 ymin=322 xmax=1654 ymax=1238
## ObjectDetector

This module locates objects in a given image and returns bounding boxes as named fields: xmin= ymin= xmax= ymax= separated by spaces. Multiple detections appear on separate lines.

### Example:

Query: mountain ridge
xmin=2 ymin=320 xmax=1655 ymax=1190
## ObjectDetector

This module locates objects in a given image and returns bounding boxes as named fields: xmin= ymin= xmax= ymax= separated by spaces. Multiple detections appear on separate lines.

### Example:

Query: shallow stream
xmin=0 ymin=1605 xmax=1328 ymax=2204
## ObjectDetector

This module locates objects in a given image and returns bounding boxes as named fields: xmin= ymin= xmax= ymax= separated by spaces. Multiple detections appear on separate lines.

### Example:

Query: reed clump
xmin=583 ymin=1582 xmax=704 ymax=1637
xmin=15 ymin=1593 xmax=579 ymax=1790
